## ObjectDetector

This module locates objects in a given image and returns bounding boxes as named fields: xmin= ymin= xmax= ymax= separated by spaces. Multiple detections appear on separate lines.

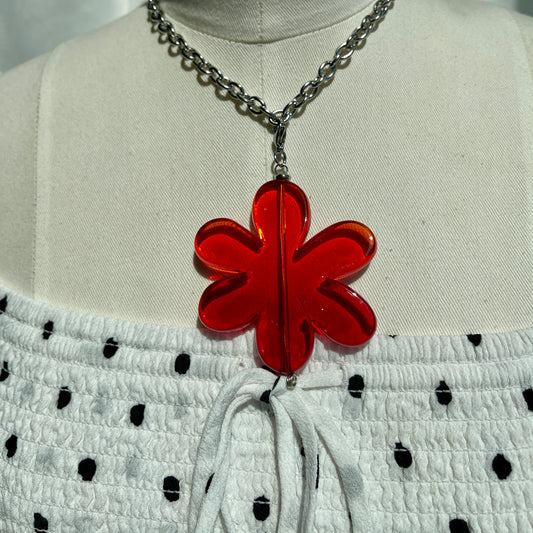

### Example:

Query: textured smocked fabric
xmin=0 ymin=283 xmax=532 ymax=533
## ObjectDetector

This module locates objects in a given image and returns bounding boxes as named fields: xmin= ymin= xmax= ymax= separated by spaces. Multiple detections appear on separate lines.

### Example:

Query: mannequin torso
xmin=0 ymin=0 xmax=531 ymax=334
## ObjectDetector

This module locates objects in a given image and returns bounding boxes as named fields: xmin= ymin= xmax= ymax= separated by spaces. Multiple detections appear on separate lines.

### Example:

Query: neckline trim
xmin=0 ymin=283 xmax=531 ymax=374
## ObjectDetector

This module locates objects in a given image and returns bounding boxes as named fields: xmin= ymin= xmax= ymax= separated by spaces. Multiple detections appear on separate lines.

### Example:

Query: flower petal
xmin=198 ymin=272 xmax=263 ymax=333
xmin=304 ymin=277 xmax=376 ymax=347
xmin=255 ymin=295 xmax=314 ymax=374
xmin=195 ymin=218 xmax=262 ymax=275
xmin=294 ymin=221 xmax=376 ymax=281
xmin=252 ymin=179 xmax=310 ymax=250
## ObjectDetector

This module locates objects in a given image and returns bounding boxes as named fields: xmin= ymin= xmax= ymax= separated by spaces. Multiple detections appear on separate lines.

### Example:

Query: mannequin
xmin=0 ymin=5 xmax=532 ymax=532
xmin=0 ymin=0 xmax=531 ymax=335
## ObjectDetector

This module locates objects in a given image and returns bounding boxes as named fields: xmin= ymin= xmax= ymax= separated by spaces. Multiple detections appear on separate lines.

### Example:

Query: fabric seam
xmin=31 ymin=53 xmax=46 ymax=299
xmin=32 ymin=44 xmax=65 ymax=302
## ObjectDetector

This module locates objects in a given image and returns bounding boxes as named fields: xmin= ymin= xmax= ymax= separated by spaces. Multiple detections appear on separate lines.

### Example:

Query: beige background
xmin=0 ymin=0 xmax=532 ymax=337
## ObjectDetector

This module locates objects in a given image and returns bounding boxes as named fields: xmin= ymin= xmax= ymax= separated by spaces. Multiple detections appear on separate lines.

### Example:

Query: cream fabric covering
xmin=0 ymin=0 xmax=532 ymax=335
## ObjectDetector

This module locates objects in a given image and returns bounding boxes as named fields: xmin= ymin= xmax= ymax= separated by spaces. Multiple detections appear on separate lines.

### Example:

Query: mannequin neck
xmin=159 ymin=0 xmax=373 ymax=43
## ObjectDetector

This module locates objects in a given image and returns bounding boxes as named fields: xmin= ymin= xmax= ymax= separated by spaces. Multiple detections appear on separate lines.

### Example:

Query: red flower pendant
xmin=194 ymin=178 xmax=377 ymax=375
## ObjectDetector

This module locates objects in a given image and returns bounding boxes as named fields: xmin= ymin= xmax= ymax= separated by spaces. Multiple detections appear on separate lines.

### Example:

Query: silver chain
xmin=146 ymin=0 xmax=394 ymax=178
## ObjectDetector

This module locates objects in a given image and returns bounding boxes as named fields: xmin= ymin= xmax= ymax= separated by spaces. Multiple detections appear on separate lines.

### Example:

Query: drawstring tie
xmin=188 ymin=367 xmax=371 ymax=532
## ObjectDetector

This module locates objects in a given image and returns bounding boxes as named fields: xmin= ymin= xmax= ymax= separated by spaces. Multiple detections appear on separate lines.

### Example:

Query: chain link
xmin=147 ymin=0 xmax=393 ymax=126
xmin=146 ymin=0 xmax=394 ymax=176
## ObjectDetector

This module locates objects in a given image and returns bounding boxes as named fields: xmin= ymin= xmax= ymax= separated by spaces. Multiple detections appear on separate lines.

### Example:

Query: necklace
xmin=147 ymin=0 xmax=394 ymax=381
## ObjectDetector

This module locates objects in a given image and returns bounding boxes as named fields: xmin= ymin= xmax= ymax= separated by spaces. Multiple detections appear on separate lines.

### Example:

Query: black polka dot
xmin=394 ymin=442 xmax=412 ymax=468
xmin=260 ymin=390 xmax=271 ymax=403
xmin=522 ymin=388 xmax=533 ymax=411
xmin=33 ymin=512 xmax=48 ymax=532
xmin=103 ymin=337 xmax=119 ymax=359
xmin=315 ymin=454 xmax=320 ymax=489
xmin=492 ymin=453 xmax=512 ymax=480
xmin=78 ymin=458 xmax=97 ymax=481
xmin=0 ymin=360 xmax=9 ymax=382
xmin=435 ymin=380 xmax=452 ymax=405
xmin=0 ymin=295 xmax=7 ymax=314
xmin=42 ymin=320 xmax=54 ymax=340
xmin=205 ymin=473 xmax=214 ymax=494
xmin=163 ymin=475 xmax=180 ymax=501
xmin=466 ymin=334 xmax=482 ymax=347
xmin=174 ymin=353 xmax=191 ymax=375
xmin=57 ymin=386 xmax=71 ymax=409
xmin=5 ymin=434 xmax=17 ymax=458
xmin=348 ymin=374 xmax=364 ymax=398
xmin=253 ymin=495 xmax=270 ymax=521
xmin=130 ymin=404 xmax=145 ymax=426
xmin=449 ymin=518 xmax=470 ymax=532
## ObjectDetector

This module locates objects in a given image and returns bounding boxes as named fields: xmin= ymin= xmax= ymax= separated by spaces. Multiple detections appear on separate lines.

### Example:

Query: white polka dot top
xmin=0 ymin=283 xmax=531 ymax=532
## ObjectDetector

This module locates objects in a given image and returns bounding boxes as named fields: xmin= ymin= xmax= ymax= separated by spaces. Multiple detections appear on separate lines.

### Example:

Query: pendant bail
xmin=273 ymin=120 xmax=290 ymax=180
xmin=275 ymin=120 xmax=288 ymax=150
xmin=286 ymin=373 xmax=297 ymax=389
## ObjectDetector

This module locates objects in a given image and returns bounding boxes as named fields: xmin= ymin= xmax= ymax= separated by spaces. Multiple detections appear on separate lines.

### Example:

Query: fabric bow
xmin=188 ymin=367 xmax=371 ymax=532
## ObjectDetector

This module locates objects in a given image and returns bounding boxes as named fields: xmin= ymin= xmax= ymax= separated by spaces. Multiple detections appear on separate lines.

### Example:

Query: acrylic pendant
xmin=194 ymin=178 xmax=377 ymax=375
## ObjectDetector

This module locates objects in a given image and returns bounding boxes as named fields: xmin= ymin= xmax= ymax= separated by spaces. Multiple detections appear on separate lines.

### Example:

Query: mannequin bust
xmin=0 ymin=0 xmax=531 ymax=335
